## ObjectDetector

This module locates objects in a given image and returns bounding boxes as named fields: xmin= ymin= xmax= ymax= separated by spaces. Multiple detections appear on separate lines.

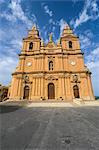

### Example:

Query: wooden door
xmin=73 ymin=85 xmax=80 ymax=98
xmin=48 ymin=83 xmax=55 ymax=99
xmin=23 ymin=86 xmax=29 ymax=99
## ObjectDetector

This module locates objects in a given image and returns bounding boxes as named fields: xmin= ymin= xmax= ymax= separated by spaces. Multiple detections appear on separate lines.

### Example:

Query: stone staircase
xmin=1 ymin=99 xmax=99 ymax=107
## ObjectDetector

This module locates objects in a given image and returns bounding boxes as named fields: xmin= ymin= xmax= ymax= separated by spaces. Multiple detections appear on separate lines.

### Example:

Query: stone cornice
xmin=61 ymin=35 xmax=79 ymax=40
xmin=23 ymin=37 xmax=41 ymax=41
xmin=12 ymin=70 xmax=90 ymax=76
xmin=18 ymin=51 xmax=84 ymax=57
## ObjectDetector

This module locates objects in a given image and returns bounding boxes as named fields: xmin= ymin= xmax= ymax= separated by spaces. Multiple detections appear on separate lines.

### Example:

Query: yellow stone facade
xmin=9 ymin=25 xmax=95 ymax=101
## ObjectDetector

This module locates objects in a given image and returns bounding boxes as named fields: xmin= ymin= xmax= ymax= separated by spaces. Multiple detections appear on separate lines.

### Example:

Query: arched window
xmin=69 ymin=41 xmax=72 ymax=48
xmin=29 ymin=42 xmax=33 ymax=50
xmin=49 ymin=61 xmax=53 ymax=70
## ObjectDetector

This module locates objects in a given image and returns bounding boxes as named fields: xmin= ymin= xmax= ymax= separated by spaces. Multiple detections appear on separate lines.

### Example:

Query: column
xmin=62 ymin=77 xmax=65 ymax=99
xmin=66 ymin=76 xmax=72 ymax=100
xmin=58 ymin=78 xmax=61 ymax=98
xmin=87 ymin=74 xmax=95 ymax=100
xmin=17 ymin=78 xmax=22 ymax=99
xmin=40 ymin=77 xmax=44 ymax=97
xmin=31 ymin=78 xmax=35 ymax=99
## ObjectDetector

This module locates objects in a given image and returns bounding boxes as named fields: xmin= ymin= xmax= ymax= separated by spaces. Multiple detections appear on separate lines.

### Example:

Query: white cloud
xmin=0 ymin=12 xmax=16 ymax=22
xmin=0 ymin=27 xmax=23 ymax=55
xmin=48 ymin=18 xmax=59 ymax=26
xmin=0 ymin=0 xmax=35 ymax=28
xmin=91 ymin=0 xmax=99 ymax=12
xmin=79 ymin=34 xmax=91 ymax=49
xmin=44 ymin=5 xmax=53 ymax=17
xmin=0 ymin=0 xmax=5 ymax=4
xmin=86 ymin=47 xmax=99 ymax=66
xmin=49 ymin=18 xmax=53 ymax=24
xmin=59 ymin=19 xmax=68 ymax=35
xmin=70 ymin=0 xmax=99 ymax=29
xmin=52 ymin=26 xmax=55 ymax=32
xmin=78 ymin=29 xmax=94 ymax=50
xmin=0 ymin=56 xmax=18 ymax=85
xmin=0 ymin=26 xmax=23 ymax=86
xmin=10 ymin=39 xmax=22 ymax=49
xmin=72 ymin=0 xmax=79 ymax=3
xmin=42 ymin=3 xmax=53 ymax=17
xmin=84 ymin=30 xmax=94 ymax=38
xmin=86 ymin=46 xmax=99 ymax=96
xmin=0 ymin=0 xmax=37 ymax=84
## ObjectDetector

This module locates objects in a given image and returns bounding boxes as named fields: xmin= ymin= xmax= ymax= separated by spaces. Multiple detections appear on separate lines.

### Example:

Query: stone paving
xmin=0 ymin=101 xmax=99 ymax=150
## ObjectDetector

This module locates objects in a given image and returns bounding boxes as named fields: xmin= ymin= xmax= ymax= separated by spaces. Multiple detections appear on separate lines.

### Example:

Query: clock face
xmin=27 ymin=62 xmax=32 ymax=66
xmin=70 ymin=61 xmax=76 ymax=66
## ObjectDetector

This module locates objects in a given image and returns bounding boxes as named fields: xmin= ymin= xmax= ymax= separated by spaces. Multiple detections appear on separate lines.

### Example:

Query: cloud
xmin=0 ymin=0 xmax=37 ymax=86
xmin=49 ymin=18 xmax=55 ymax=25
xmin=86 ymin=47 xmax=99 ymax=67
xmin=40 ymin=17 xmax=59 ymax=43
xmin=86 ymin=46 xmax=99 ymax=96
xmin=79 ymin=34 xmax=91 ymax=49
xmin=72 ymin=0 xmax=79 ymax=3
xmin=0 ymin=0 xmax=35 ymax=28
xmin=42 ymin=3 xmax=53 ymax=17
xmin=0 ymin=23 xmax=24 ymax=86
xmin=70 ymin=0 xmax=99 ymax=29
xmin=77 ymin=29 xmax=94 ymax=51
xmin=59 ymin=19 xmax=68 ymax=35
xmin=0 ymin=0 xmax=5 ymax=4
xmin=41 ymin=18 xmax=68 ymax=43
xmin=10 ymin=39 xmax=22 ymax=50
xmin=48 ymin=18 xmax=59 ymax=26
xmin=52 ymin=26 xmax=55 ymax=32
xmin=0 ymin=56 xmax=18 ymax=85
xmin=0 ymin=27 xmax=23 ymax=55
xmin=44 ymin=5 xmax=53 ymax=17
xmin=84 ymin=30 xmax=94 ymax=38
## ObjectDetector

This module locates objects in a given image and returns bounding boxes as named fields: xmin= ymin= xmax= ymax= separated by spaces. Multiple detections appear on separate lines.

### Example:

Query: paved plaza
xmin=0 ymin=101 xmax=99 ymax=150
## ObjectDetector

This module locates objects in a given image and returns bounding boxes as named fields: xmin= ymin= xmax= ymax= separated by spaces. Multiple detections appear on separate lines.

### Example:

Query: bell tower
xmin=61 ymin=24 xmax=80 ymax=51
xmin=22 ymin=25 xmax=41 ymax=53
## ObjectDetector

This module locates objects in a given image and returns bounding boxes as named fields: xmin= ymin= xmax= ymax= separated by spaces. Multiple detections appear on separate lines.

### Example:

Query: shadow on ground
xmin=0 ymin=105 xmax=22 ymax=113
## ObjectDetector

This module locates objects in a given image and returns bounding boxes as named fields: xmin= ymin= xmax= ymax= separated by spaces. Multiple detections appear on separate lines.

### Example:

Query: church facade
xmin=9 ymin=25 xmax=95 ymax=101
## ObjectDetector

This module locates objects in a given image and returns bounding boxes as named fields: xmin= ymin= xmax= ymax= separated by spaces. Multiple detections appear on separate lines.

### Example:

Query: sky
xmin=0 ymin=0 xmax=99 ymax=96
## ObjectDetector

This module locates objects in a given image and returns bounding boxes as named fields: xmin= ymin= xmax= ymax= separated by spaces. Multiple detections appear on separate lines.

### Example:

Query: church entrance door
xmin=23 ymin=85 xmax=29 ymax=99
xmin=73 ymin=85 xmax=80 ymax=98
xmin=48 ymin=83 xmax=55 ymax=99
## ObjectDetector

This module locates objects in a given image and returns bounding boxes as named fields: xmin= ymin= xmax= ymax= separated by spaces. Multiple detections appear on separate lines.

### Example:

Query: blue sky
xmin=0 ymin=0 xmax=99 ymax=96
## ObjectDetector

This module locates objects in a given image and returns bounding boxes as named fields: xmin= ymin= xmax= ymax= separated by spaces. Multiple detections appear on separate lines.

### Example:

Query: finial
xmin=41 ymin=39 xmax=44 ymax=46
xmin=32 ymin=24 xmax=37 ymax=30
xmin=49 ymin=33 xmax=53 ymax=42
xmin=57 ymin=38 xmax=61 ymax=45
xmin=62 ymin=23 xmax=73 ymax=36
xmin=64 ymin=23 xmax=70 ymax=30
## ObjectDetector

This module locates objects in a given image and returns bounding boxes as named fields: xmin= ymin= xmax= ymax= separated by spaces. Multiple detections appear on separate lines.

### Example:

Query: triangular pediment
xmin=46 ymin=41 xmax=57 ymax=49
xmin=45 ymin=75 xmax=58 ymax=80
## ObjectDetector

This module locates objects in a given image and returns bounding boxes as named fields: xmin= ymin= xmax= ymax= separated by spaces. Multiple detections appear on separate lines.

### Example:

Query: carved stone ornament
xmin=24 ymin=75 xmax=29 ymax=83
xmin=70 ymin=61 xmax=76 ymax=66
xmin=45 ymin=75 xmax=58 ymax=81
xmin=27 ymin=62 xmax=32 ymax=66
xmin=73 ymin=75 xmax=78 ymax=82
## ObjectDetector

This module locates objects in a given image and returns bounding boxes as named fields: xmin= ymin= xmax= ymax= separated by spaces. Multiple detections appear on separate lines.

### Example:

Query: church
xmin=9 ymin=24 xmax=95 ymax=101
